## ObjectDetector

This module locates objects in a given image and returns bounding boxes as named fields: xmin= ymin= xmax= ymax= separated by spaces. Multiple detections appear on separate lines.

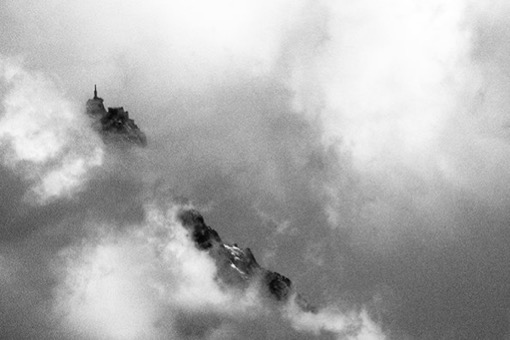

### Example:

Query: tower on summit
xmin=86 ymin=85 xmax=106 ymax=116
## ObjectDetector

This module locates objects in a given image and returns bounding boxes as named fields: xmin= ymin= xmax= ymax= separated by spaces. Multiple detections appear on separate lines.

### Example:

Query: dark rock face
xmin=100 ymin=107 xmax=147 ymax=146
xmin=264 ymin=271 xmax=292 ymax=301
xmin=178 ymin=209 xmax=221 ymax=250
xmin=86 ymin=87 xmax=147 ymax=146
xmin=177 ymin=209 xmax=316 ymax=311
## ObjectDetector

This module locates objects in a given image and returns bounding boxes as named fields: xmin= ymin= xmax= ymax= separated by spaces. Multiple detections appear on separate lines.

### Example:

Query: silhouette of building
xmin=86 ymin=85 xmax=107 ymax=116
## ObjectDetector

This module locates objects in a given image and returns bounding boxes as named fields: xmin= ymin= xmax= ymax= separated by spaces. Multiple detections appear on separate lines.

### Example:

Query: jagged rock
xmin=177 ymin=208 xmax=316 ymax=312
xmin=264 ymin=270 xmax=292 ymax=301
xmin=85 ymin=85 xmax=147 ymax=146
xmin=178 ymin=209 xmax=222 ymax=250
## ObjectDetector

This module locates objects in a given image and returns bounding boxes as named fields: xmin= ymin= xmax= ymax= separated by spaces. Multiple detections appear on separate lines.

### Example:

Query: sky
xmin=1 ymin=0 xmax=510 ymax=339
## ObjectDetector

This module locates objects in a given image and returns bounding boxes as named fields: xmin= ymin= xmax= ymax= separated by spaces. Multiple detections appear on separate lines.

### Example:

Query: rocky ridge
xmin=178 ymin=209 xmax=316 ymax=312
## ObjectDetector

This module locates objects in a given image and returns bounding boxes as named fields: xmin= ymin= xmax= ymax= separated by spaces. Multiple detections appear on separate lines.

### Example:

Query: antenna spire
xmin=94 ymin=84 xmax=97 ymax=99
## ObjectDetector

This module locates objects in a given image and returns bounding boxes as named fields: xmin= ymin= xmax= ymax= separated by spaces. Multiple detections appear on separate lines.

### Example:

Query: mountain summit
xmin=86 ymin=85 xmax=147 ymax=146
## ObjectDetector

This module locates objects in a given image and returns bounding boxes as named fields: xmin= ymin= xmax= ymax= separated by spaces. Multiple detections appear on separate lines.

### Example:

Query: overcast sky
xmin=2 ymin=1 xmax=510 ymax=339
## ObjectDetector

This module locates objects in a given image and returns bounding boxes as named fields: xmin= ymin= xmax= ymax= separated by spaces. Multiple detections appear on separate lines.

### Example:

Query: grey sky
xmin=1 ymin=1 xmax=510 ymax=339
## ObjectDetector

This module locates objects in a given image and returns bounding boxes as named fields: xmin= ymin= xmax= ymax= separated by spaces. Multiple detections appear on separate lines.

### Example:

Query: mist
xmin=2 ymin=0 xmax=510 ymax=339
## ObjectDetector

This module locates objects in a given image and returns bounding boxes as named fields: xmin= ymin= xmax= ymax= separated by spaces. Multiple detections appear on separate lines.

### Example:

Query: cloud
xmin=51 ymin=204 xmax=381 ymax=340
xmin=285 ymin=298 xmax=384 ymax=340
xmin=0 ymin=57 xmax=103 ymax=204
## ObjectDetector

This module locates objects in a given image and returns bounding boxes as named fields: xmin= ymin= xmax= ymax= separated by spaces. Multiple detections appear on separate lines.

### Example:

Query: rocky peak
xmin=86 ymin=86 xmax=147 ymax=146
xmin=177 ymin=209 xmax=316 ymax=311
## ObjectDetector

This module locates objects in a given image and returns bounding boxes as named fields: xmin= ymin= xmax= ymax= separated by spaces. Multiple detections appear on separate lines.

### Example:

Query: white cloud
xmin=52 ymin=204 xmax=383 ymax=339
xmin=0 ymin=57 xmax=103 ymax=203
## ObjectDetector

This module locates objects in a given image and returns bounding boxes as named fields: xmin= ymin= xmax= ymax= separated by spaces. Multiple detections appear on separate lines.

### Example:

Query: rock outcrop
xmin=178 ymin=209 xmax=316 ymax=311
xmin=86 ymin=85 xmax=147 ymax=146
